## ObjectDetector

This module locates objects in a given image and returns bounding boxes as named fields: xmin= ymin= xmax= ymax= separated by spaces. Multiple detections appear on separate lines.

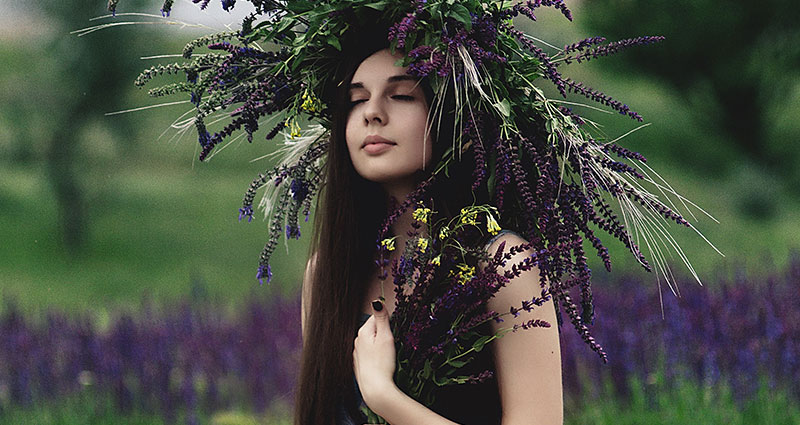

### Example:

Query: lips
xmin=361 ymin=135 xmax=396 ymax=155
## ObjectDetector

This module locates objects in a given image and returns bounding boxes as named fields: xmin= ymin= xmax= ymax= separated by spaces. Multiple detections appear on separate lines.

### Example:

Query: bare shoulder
xmin=485 ymin=232 xmax=563 ymax=422
xmin=484 ymin=231 xmax=537 ymax=272
xmin=484 ymin=231 xmax=546 ymax=318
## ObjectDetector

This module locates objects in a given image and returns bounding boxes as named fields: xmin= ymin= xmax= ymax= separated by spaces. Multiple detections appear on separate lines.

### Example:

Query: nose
xmin=362 ymin=98 xmax=387 ymax=125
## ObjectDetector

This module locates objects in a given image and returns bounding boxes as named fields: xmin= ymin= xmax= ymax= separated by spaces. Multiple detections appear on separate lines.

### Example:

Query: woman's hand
xmin=353 ymin=299 xmax=398 ymax=414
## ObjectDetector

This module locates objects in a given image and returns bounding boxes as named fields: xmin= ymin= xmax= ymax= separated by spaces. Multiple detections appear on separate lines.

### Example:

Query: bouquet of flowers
xmin=363 ymin=204 xmax=554 ymax=422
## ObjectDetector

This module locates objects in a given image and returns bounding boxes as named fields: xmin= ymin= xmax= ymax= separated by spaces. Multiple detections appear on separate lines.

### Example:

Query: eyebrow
xmin=349 ymin=74 xmax=421 ymax=90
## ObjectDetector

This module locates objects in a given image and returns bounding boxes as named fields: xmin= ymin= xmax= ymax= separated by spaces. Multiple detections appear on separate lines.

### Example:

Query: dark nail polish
xmin=372 ymin=300 xmax=384 ymax=312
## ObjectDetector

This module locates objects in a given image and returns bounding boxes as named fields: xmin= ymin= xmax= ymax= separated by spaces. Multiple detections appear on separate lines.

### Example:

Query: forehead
xmin=350 ymin=49 xmax=416 ymax=88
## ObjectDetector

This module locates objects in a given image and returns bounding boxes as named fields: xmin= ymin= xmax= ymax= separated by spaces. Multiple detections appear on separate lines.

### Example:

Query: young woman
xmin=294 ymin=39 xmax=563 ymax=425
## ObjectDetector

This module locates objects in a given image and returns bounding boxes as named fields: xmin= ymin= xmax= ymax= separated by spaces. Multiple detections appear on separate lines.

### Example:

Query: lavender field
xmin=2 ymin=255 xmax=798 ymax=424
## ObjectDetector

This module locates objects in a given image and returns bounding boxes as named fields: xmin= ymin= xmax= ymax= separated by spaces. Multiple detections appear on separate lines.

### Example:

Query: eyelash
xmin=349 ymin=95 xmax=415 ymax=107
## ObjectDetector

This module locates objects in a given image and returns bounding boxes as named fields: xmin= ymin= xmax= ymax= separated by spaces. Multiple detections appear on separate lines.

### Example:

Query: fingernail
xmin=372 ymin=299 xmax=384 ymax=312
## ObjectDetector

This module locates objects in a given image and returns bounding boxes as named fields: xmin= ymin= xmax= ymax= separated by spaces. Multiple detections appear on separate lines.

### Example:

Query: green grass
xmin=0 ymin=389 xmax=293 ymax=425
xmin=566 ymin=376 xmax=800 ymax=425
xmin=0 ymin=137 xmax=308 ymax=317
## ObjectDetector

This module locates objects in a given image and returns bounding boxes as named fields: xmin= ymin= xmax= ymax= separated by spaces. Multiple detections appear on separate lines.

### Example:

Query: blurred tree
xmin=580 ymin=0 xmax=800 ymax=192
xmin=14 ymin=0 xmax=155 ymax=252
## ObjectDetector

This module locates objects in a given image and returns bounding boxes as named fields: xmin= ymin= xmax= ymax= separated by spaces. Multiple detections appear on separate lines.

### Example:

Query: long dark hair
xmin=293 ymin=23 xmax=487 ymax=424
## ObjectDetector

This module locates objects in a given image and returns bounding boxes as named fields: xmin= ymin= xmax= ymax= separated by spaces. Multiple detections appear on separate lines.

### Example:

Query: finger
xmin=371 ymin=298 xmax=390 ymax=335
xmin=359 ymin=314 xmax=377 ymax=338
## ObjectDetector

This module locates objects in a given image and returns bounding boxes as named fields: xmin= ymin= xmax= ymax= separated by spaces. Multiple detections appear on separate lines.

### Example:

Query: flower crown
xmin=110 ymin=0 xmax=718 ymax=358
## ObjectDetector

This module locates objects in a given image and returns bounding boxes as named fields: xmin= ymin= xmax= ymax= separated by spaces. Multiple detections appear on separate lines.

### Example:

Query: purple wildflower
xmin=238 ymin=205 xmax=253 ymax=222
xmin=192 ymin=0 xmax=211 ymax=10
xmin=388 ymin=12 xmax=418 ymax=50
xmin=563 ymin=36 xmax=607 ymax=54
xmin=285 ymin=224 xmax=301 ymax=240
xmin=221 ymin=0 xmax=235 ymax=12
xmin=290 ymin=179 xmax=308 ymax=202
xmin=256 ymin=264 xmax=272 ymax=285
xmin=563 ymin=78 xmax=643 ymax=121
xmin=564 ymin=36 xmax=666 ymax=64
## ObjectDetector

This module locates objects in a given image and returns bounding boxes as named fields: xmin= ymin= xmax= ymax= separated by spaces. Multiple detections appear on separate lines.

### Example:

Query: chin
xmin=355 ymin=167 xmax=417 ymax=185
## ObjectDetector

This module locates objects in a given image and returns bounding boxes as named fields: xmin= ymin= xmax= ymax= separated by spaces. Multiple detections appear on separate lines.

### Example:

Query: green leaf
xmin=326 ymin=35 xmax=341 ymax=51
xmin=276 ymin=16 xmax=295 ymax=34
xmin=446 ymin=359 xmax=468 ymax=368
xmin=494 ymin=99 xmax=511 ymax=117
xmin=487 ymin=152 xmax=497 ymax=200
xmin=433 ymin=373 xmax=450 ymax=386
xmin=364 ymin=1 xmax=389 ymax=11
xmin=422 ymin=360 xmax=433 ymax=380
xmin=447 ymin=4 xmax=473 ymax=30
xmin=472 ymin=335 xmax=492 ymax=352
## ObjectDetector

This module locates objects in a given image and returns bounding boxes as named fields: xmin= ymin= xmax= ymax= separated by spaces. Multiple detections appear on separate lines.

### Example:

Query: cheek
xmin=411 ymin=109 xmax=433 ymax=164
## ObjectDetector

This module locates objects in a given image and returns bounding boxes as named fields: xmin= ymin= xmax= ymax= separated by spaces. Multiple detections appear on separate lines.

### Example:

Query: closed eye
xmin=392 ymin=95 xmax=415 ymax=101
xmin=349 ymin=99 xmax=367 ymax=107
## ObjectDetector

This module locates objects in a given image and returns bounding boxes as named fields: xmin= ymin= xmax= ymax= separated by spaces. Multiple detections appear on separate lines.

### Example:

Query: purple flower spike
xmin=256 ymin=264 xmax=272 ymax=285
xmin=388 ymin=12 xmax=418 ymax=50
xmin=290 ymin=179 xmax=308 ymax=202
xmin=220 ymin=0 xmax=235 ymax=12
xmin=285 ymin=225 xmax=301 ymax=240
xmin=238 ymin=205 xmax=253 ymax=222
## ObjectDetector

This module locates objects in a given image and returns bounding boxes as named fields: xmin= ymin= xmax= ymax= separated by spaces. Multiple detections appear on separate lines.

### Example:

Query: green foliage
xmin=579 ymin=0 xmax=800 ymax=193
xmin=0 ymin=390 xmax=167 ymax=425
xmin=0 ymin=389 xmax=291 ymax=425
xmin=566 ymin=374 xmax=800 ymax=425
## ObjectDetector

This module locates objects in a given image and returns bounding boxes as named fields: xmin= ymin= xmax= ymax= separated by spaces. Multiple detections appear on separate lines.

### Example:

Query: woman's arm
xmin=354 ymin=233 xmax=563 ymax=425
xmin=486 ymin=232 xmax=563 ymax=425
xmin=353 ymin=302 xmax=458 ymax=425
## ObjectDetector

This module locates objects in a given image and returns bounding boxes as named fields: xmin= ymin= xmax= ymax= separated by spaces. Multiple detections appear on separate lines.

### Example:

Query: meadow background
xmin=1 ymin=0 xmax=798 ymax=423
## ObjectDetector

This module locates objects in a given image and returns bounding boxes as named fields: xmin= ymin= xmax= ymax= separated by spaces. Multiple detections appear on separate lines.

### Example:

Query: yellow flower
xmin=412 ymin=206 xmax=432 ymax=224
xmin=381 ymin=237 xmax=396 ymax=251
xmin=417 ymin=237 xmax=429 ymax=253
xmin=486 ymin=213 xmax=501 ymax=235
xmin=439 ymin=226 xmax=449 ymax=241
xmin=431 ymin=255 xmax=441 ymax=266
xmin=460 ymin=207 xmax=478 ymax=226
xmin=300 ymin=89 xmax=322 ymax=113
xmin=450 ymin=263 xmax=476 ymax=285
xmin=288 ymin=119 xmax=302 ymax=139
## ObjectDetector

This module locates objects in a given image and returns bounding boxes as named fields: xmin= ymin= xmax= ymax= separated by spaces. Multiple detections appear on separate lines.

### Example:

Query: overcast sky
xmin=0 ymin=0 xmax=256 ymax=39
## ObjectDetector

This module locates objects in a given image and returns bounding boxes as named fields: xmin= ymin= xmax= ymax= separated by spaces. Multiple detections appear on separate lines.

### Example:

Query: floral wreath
xmin=103 ymin=0 xmax=719 ymax=417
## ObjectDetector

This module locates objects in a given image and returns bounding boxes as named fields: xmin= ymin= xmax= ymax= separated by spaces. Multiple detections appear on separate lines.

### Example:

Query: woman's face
xmin=345 ymin=48 xmax=433 ymax=188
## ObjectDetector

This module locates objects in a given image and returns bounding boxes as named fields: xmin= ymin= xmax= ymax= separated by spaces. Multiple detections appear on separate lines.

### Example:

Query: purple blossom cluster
xmin=0 ymin=293 xmax=302 ymax=422
xmin=163 ymin=43 xmax=296 ymax=161
xmin=501 ymin=22 xmax=567 ymax=96
xmin=404 ymin=7 xmax=507 ymax=79
xmin=239 ymin=139 xmax=327 ymax=284
xmin=564 ymin=78 xmax=644 ymax=121
xmin=561 ymin=255 xmax=800 ymax=403
xmin=563 ymin=36 xmax=607 ymax=54
xmin=501 ymin=0 xmax=573 ymax=22
xmin=388 ymin=13 xmax=419 ymax=50
xmin=561 ymin=36 xmax=666 ymax=65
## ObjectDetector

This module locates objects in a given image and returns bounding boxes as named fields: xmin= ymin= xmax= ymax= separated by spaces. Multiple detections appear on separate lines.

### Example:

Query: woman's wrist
xmin=365 ymin=381 xmax=402 ymax=418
